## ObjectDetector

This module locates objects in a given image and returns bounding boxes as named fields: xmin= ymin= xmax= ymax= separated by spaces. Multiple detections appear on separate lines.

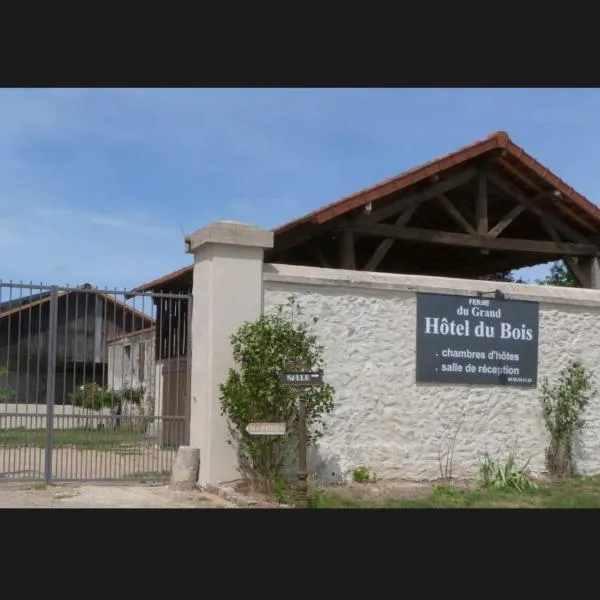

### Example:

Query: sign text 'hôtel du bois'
xmin=416 ymin=292 xmax=539 ymax=387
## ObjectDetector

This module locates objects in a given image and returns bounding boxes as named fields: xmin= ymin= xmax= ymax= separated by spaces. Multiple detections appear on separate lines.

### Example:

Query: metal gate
xmin=0 ymin=282 xmax=192 ymax=483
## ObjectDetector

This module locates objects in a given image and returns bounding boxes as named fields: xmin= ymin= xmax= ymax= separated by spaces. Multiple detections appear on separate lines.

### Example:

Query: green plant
xmin=70 ymin=384 xmax=143 ymax=411
xmin=478 ymin=451 xmax=537 ymax=492
xmin=0 ymin=367 xmax=14 ymax=403
xmin=540 ymin=360 xmax=595 ymax=477
xmin=219 ymin=296 xmax=335 ymax=496
xmin=437 ymin=408 xmax=466 ymax=481
xmin=352 ymin=465 xmax=376 ymax=483
xmin=274 ymin=476 xmax=297 ymax=505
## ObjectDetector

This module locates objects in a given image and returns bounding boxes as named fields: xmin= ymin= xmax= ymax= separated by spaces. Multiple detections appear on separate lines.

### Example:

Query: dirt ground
xmin=0 ymin=483 xmax=237 ymax=508
xmin=311 ymin=479 xmax=478 ymax=502
xmin=0 ymin=447 xmax=175 ymax=480
xmin=231 ymin=477 xmax=466 ymax=505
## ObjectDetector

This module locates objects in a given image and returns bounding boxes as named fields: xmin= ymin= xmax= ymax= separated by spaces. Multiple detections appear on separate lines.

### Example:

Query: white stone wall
xmin=263 ymin=263 xmax=600 ymax=482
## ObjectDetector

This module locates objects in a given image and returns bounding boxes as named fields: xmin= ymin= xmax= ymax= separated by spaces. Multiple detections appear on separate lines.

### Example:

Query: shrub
xmin=540 ymin=359 xmax=595 ymax=476
xmin=0 ymin=367 xmax=14 ymax=404
xmin=219 ymin=296 xmax=335 ymax=495
xmin=70 ymin=383 xmax=143 ymax=410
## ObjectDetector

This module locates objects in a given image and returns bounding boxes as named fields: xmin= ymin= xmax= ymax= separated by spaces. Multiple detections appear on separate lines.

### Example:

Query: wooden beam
xmin=367 ymin=166 xmax=479 ymax=223
xmin=487 ymin=169 xmax=593 ymax=245
xmin=476 ymin=169 xmax=488 ymax=235
xmin=342 ymin=221 xmax=600 ymax=256
xmin=535 ymin=214 xmax=587 ymax=287
xmin=438 ymin=194 xmax=476 ymax=234
xmin=338 ymin=230 xmax=356 ymax=269
xmin=487 ymin=203 xmax=527 ymax=237
xmin=309 ymin=245 xmax=330 ymax=268
xmin=554 ymin=202 xmax=598 ymax=233
xmin=449 ymin=253 xmax=552 ymax=279
xmin=579 ymin=257 xmax=600 ymax=289
xmin=362 ymin=202 xmax=420 ymax=271
xmin=496 ymin=157 xmax=542 ymax=192
xmin=564 ymin=258 xmax=588 ymax=287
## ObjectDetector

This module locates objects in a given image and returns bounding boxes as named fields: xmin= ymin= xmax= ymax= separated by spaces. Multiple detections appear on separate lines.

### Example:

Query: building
xmin=132 ymin=131 xmax=600 ymax=295
xmin=0 ymin=284 xmax=155 ymax=405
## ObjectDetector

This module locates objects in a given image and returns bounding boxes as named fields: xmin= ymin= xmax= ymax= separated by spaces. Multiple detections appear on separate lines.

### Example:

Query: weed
xmin=352 ymin=465 xmax=376 ymax=483
xmin=478 ymin=451 xmax=537 ymax=492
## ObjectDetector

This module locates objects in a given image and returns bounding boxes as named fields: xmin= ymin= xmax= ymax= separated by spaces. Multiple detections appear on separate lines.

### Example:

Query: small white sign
xmin=246 ymin=422 xmax=286 ymax=436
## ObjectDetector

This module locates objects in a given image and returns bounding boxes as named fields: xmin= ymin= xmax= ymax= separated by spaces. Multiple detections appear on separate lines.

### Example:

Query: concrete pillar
xmin=185 ymin=221 xmax=274 ymax=486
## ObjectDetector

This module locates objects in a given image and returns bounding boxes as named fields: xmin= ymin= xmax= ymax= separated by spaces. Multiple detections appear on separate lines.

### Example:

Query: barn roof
xmin=0 ymin=284 xmax=155 ymax=326
xmin=131 ymin=131 xmax=600 ymax=292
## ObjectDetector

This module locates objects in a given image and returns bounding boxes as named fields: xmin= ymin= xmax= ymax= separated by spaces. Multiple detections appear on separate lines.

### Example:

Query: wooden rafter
xmin=362 ymin=202 xmax=419 ymax=271
xmin=338 ymin=230 xmax=356 ymax=269
xmin=496 ymin=157 xmax=541 ymax=192
xmin=476 ymin=169 xmax=488 ymax=235
xmin=487 ymin=168 xmax=592 ymax=245
xmin=309 ymin=245 xmax=330 ymax=268
xmin=438 ymin=194 xmax=476 ymax=234
xmin=341 ymin=220 xmax=599 ymax=256
xmin=487 ymin=203 xmax=527 ymax=237
xmin=367 ymin=166 xmax=479 ymax=223
xmin=534 ymin=215 xmax=589 ymax=286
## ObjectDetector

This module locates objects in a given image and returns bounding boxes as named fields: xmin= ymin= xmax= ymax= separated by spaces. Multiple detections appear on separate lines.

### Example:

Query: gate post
xmin=44 ymin=285 xmax=59 ymax=484
xmin=185 ymin=221 xmax=273 ymax=486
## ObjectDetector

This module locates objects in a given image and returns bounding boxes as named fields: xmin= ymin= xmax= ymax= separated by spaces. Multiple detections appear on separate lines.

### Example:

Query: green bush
xmin=70 ymin=383 xmax=143 ymax=410
xmin=541 ymin=360 xmax=595 ymax=477
xmin=0 ymin=367 xmax=14 ymax=404
xmin=220 ymin=296 xmax=335 ymax=495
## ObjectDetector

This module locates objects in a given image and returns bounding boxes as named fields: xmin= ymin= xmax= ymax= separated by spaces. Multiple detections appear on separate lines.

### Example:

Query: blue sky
xmin=1 ymin=88 xmax=598 ymax=289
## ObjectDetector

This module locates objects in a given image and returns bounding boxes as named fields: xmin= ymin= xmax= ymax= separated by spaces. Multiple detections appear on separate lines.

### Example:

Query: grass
xmin=308 ymin=476 xmax=600 ymax=508
xmin=0 ymin=427 xmax=146 ymax=450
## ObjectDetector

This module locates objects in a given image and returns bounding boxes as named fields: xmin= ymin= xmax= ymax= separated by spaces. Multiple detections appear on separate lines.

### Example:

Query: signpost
xmin=280 ymin=369 xmax=324 ymax=509
xmin=246 ymin=422 xmax=286 ymax=436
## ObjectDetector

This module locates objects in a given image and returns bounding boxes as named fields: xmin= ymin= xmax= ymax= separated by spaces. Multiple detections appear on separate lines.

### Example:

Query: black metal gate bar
xmin=0 ymin=282 xmax=192 ymax=483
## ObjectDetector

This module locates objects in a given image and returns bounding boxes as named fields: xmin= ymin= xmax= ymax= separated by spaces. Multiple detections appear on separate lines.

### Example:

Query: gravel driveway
xmin=0 ymin=483 xmax=236 ymax=508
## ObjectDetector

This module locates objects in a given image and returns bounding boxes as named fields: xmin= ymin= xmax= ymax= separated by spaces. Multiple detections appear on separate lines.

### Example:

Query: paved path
xmin=0 ymin=483 xmax=237 ymax=508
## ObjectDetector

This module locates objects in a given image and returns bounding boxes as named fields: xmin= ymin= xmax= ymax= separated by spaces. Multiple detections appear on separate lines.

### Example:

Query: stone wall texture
xmin=263 ymin=263 xmax=600 ymax=483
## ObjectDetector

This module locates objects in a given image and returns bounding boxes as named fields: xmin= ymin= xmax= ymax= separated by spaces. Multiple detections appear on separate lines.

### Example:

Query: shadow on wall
xmin=308 ymin=447 xmax=344 ymax=485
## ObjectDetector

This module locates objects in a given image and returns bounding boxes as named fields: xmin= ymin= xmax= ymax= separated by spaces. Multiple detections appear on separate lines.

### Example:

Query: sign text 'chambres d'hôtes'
xmin=416 ymin=292 xmax=539 ymax=387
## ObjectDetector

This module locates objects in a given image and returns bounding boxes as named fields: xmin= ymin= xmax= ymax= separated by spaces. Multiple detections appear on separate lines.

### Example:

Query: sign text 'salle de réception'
xmin=416 ymin=292 xmax=539 ymax=387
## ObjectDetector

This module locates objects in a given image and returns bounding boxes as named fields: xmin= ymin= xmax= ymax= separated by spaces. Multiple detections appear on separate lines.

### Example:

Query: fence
xmin=0 ymin=282 xmax=191 ymax=483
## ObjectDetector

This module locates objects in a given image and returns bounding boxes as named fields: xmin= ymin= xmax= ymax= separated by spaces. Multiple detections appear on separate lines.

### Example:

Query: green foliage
xmin=537 ymin=261 xmax=578 ymax=287
xmin=478 ymin=452 xmax=537 ymax=492
xmin=352 ymin=465 xmax=376 ymax=483
xmin=480 ymin=271 xmax=526 ymax=283
xmin=70 ymin=383 xmax=143 ymax=410
xmin=540 ymin=360 xmax=595 ymax=476
xmin=274 ymin=476 xmax=297 ymax=505
xmin=219 ymin=296 xmax=335 ymax=495
xmin=0 ymin=367 xmax=14 ymax=403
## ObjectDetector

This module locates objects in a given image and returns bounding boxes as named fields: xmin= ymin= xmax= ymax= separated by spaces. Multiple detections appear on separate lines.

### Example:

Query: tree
xmin=480 ymin=271 xmax=526 ymax=283
xmin=537 ymin=260 xmax=578 ymax=287
xmin=219 ymin=297 xmax=335 ymax=495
